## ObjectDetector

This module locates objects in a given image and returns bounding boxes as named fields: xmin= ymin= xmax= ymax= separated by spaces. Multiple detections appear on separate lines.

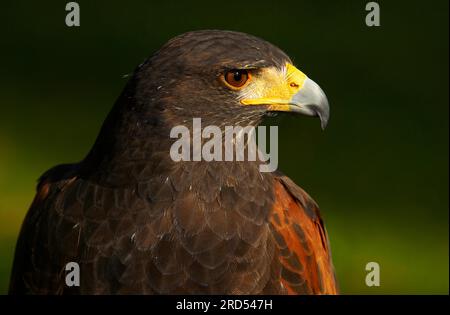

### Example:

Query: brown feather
xmin=269 ymin=176 xmax=338 ymax=294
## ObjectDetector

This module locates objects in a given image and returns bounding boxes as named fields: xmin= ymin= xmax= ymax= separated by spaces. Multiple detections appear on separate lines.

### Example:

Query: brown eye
xmin=224 ymin=69 xmax=250 ymax=88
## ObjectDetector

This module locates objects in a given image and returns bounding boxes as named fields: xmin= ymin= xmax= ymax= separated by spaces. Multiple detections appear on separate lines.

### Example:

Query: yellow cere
xmin=240 ymin=62 xmax=307 ymax=112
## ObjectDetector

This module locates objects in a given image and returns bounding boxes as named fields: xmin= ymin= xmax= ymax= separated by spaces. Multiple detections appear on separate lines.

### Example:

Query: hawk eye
xmin=224 ymin=69 xmax=250 ymax=88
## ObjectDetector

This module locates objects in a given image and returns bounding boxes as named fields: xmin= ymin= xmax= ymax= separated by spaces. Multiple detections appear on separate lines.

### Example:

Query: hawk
xmin=9 ymin=30 xmax=338 ymax=294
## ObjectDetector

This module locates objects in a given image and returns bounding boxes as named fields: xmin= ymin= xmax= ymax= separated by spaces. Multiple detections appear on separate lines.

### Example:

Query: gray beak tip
xmin=318 ymin=101 xmax=330 ymax=130
xmin=291 ymin=77 xmax=330 ymax=130
xmin=321 ymin=118 xmax=328 ymax=130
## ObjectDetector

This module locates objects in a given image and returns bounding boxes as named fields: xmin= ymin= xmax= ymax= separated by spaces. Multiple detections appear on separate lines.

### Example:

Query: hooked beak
xmin=240 ymin=63 xmax=330 ymax=129
xmin=289 ymin=77 xmax=329 ymax=130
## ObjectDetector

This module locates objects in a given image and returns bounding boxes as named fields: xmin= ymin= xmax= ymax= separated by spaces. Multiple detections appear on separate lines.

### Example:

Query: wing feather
xmin=270 ymin=174 xmax=338 ymax=294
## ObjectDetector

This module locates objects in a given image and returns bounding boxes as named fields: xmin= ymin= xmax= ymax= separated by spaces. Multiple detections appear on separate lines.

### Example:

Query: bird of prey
xmin=9 ymin=30 xmax=338 ymax=294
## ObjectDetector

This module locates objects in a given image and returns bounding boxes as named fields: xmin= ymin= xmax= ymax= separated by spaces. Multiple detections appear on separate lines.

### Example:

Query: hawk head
xmin=132 ymin=30 xmax=329 ymax=129
xmin=83 ymin=30 xmax=330 ymax=183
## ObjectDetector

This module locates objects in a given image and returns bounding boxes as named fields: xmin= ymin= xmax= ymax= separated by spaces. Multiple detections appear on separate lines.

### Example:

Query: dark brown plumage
xmin=9 ymin=30 xmax=337 ymax=294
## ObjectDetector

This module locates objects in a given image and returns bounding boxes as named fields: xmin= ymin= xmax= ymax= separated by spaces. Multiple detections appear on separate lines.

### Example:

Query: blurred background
xmin=0 ymin=0 xmax=448 ymax=294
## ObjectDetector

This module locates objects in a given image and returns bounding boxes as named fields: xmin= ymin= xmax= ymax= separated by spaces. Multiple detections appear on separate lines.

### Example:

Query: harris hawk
xmin=9 ymin=30 xmax=338 ymax=294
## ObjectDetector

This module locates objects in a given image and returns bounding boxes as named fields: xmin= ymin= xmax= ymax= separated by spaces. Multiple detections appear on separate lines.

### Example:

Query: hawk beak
xmin=240 ymin=63 xmax=330 ymax=130
xmin=289 ymin=77 xmax=330 ymax=130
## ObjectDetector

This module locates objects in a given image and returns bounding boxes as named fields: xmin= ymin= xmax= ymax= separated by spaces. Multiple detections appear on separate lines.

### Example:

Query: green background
xmin=0 ymin=0 xmax=448 ymax=294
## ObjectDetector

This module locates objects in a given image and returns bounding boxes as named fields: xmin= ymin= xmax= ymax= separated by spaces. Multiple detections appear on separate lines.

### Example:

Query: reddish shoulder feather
xmin=270 ymin=175 xmax=338 ymax=294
